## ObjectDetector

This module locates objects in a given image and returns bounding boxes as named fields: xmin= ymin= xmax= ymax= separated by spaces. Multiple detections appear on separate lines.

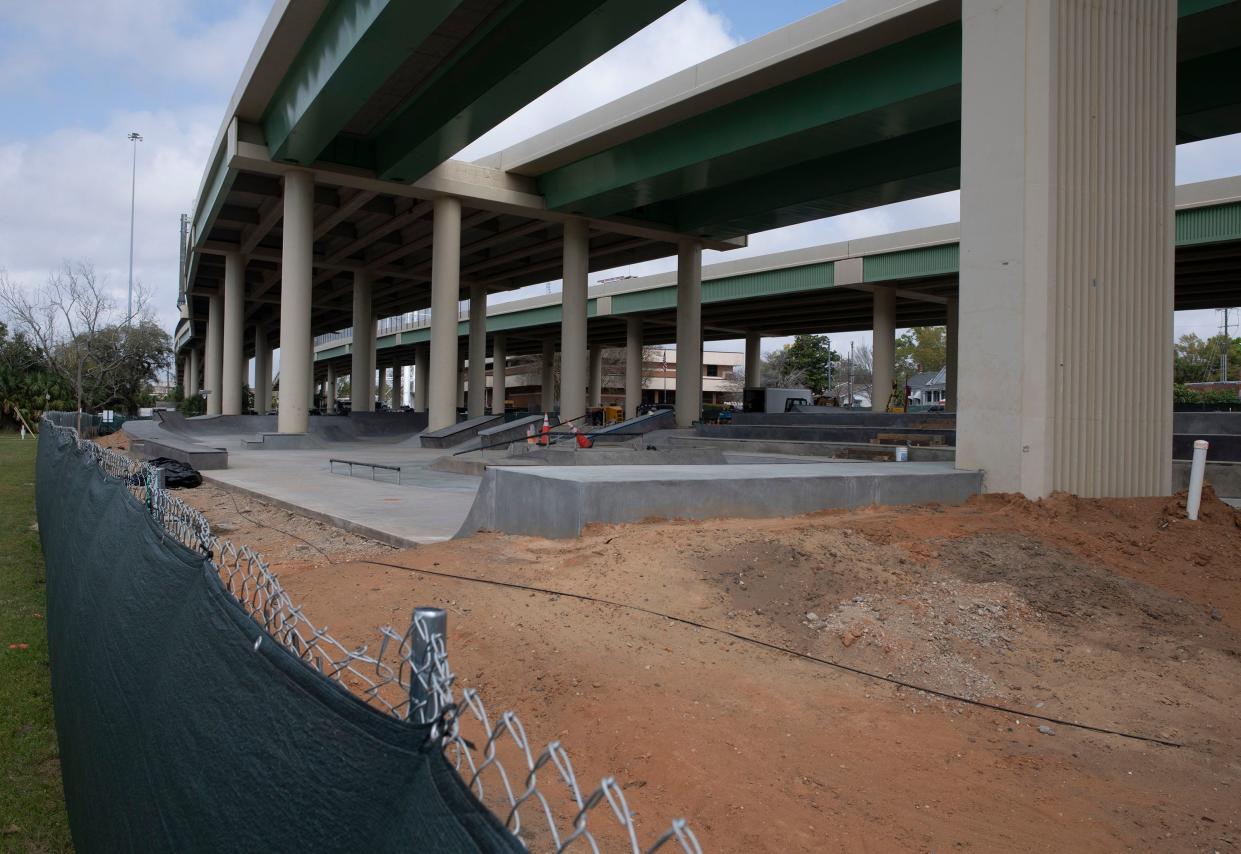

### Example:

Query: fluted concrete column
xmin=188 ymin=346 xmax=200 ymax=397
xmin=559 ymin=220 xmax=589 ymax=421
xmin=491 ymin=333 xmax=507 ymax=415
xmin=378 ymin=366 xmax=389 ymax=410
xmin=745 ymin=332 xmax=763 ymax=388
xmin=468 ymin=282 xmax=487 ymax=418
xmin=414 ymin=343 xmax=429 ymax=412
xmin=392 ymin=364 xmax=403 ymax=409
xmin=181 ymin=356 xmax=191 ymax=396
xmin=429 ymin=197 xmax=461 ymax=430
xmin=325 ymin=363 xmax=336 ymax=408
xmin=254 ymin=325 xmax=271 ymax=413
xmin=278 ymin=170 xmax=314 ymax=433
xmin=871 ymin=288 xmax=895 ymax=412
xmin=675 ymin=239 xmax=702 ymax=428
xmin=205 ymin=293 xmax=223 ymax=415
xmin=625 ymin=317 xmax=643 ymax=419
xmin=350 ymin=271 xmax=375 ymax=411
xmin=541 ymin=338 xmax=556 ymax=412
xmin=220 ymin=251 xmax=244 ymax=415
xmin=957 ymin=0 xmax=1174 ymax=497
xmin=945 ymin=297 xmax=959 ymax=413
xmin=588 ymin=344 xmax=603 ymax=407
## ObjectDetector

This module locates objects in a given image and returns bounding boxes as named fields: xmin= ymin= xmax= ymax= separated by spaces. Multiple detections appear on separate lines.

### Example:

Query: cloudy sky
xmin=2 ymin=0 xmax=1239 ymax=361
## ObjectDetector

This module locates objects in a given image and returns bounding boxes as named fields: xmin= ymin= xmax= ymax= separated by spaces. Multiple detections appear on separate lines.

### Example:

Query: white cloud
xmin=458 ymin=0 xmax=738 ymax=161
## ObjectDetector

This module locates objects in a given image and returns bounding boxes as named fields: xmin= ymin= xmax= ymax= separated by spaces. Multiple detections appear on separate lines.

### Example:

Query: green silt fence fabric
xmin=35 ymin=428 xmax=523 ymax=854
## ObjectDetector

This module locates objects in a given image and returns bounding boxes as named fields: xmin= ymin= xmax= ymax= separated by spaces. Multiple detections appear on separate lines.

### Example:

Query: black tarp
xmin=36 ymin=428 xmax=522 ymax=853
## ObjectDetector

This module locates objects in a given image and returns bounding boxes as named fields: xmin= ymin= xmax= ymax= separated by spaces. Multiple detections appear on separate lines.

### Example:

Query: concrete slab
xmin=200 ymin=442 xmax=481 ymax=545
xmin=458 ymin=461 xmax=982 ymax=539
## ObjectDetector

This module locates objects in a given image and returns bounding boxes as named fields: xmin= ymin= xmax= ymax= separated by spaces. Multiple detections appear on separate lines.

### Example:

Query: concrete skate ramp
xmin=123 ymin=419 xmax=228 ymax=469
xmin=589 ymin=409 xmax=675 ymax=442
xmin=420 ymin=415 xmax=504 ymax=449
xmin=457 ymin=461 xmax=982 ymax=539
xmin=162 ymin=411 xmax=426 ymax=444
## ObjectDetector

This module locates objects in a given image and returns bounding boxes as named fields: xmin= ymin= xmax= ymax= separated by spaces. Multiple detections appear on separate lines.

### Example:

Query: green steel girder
xmin=647 ymin=123 xmax=962 ymax=238
xmin=373 ymin=0 xmax=679 ymax=182
xmin=539 ymin=25 xmax=963 ymax=218
xmin=262 ymin=0 xmax=462 ymax=166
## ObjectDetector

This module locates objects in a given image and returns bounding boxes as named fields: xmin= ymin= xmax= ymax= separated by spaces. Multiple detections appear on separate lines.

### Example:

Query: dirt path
xmin=177 ymin=477 xmax=1241 ymax=853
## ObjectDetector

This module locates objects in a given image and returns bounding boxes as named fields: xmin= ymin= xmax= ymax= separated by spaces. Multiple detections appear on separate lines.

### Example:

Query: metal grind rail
xmin=39 ymin=414 xmax=702 ymax=854
xmin=330 ymin=457 xmax=402 ymax=484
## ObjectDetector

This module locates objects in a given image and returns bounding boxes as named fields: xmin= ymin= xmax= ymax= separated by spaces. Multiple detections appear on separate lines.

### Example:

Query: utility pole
xmin=848 ymin=341 xmax=854 ymax=408
xmin=1223 ymin=307 xmax=1232 ymax=382
xmin=127 ymin=131 xmax=143 ymax=323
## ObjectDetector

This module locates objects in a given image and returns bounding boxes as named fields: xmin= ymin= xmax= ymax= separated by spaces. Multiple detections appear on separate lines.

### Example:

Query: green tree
xmin=763 ymin=335 xmax=839 ymax=395
xmin=1174 ymin=332 xmax=1240 ymax=383
xmin=895 ymin=326 xmax=946 ymax=375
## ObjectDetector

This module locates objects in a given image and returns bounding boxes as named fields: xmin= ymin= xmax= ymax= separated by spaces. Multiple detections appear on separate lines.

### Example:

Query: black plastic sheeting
xmin=35 ymin=428 xmax=523 ymax=854
xmin=147 ymin=457 xmax=203 ymax=489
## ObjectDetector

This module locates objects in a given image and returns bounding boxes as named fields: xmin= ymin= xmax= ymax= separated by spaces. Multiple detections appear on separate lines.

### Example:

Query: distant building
xmin=906 ymin=368 xmax=947 ymax=406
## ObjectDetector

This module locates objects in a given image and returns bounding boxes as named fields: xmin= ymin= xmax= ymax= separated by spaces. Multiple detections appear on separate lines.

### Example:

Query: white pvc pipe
xmin=1186 ymin=439 xmax=1209 ymax=521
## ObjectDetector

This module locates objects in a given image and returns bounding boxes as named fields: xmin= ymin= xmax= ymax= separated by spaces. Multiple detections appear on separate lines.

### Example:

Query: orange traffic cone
xmin=526 ymin=423 xmax=536 ymax=445
xmin=571 ymin=422 xmax=593 ymax=449
xmin=540 ymin=413 xmax=550 ymax=446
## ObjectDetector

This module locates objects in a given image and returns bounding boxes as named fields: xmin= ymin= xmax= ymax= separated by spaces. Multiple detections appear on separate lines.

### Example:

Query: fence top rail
xmin=40 ymin=413 xmax=701 ymax=854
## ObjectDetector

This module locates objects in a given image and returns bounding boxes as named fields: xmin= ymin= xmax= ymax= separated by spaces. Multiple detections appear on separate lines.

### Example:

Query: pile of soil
xmin=191 ymin=485 xmax=1241 ymax=852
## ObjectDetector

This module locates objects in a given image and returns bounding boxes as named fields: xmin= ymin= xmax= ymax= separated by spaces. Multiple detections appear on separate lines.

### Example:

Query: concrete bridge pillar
xmin=221 ymin=251 xmax=244 ymax=416
xmin=414 ymin=343 xmax=429 ymax=412
xmin=377 ymin=365 xmax=388 ymax=408
xmin=744 ymin=332 xmax=762 ymax=388
xmin=254 ymin=324 xmax=271 ymax=413
xmin=277 ymin=170 xmax=314 ymax=434
xmin=957 ymin=0 xmax=1175 ymax=497
xmin=871 ymin=288 xmax=895 ymax=412
xmin=675 ymin=239 xmax=703 ymax=428
xmin=560 ymin=220 xmax=589 ymax=421
xmin=324 ymin=362 xmax=335 ymax=409
xmin=457 ymin=352 xmax=466 ymax=408
xmin=588 ymin=344 xmax=603 ymax=408
xmin=541 ymin=338 xmax=556 ymax=412
xmin=945 ymin=297 xmax=958 ymax=413
xmin=491 ymin=333 xmax=507 ymax=415
xmin=429 ymin=196 xmax=462 ymax=430
xmin=308 ymin=337 xmax=317 ymax=411
xmin=351 ymin=271 xmax=375 ymax=412
xmin=188 ymin=346 xmax=200 ymax=397
xmin=181 ymin=357 xmax=191 ymax=398
xmin=625 ymin=317 xmax=643 ymax=419
xmin=205 ymin=293 xmax=223 ymax=416
xmin=468 ymin=282 xmax=487 ymax=418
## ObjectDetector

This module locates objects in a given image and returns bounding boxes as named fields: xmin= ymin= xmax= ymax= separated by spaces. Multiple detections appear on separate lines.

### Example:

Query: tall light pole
xmin=127 ymin=131 xmax=142 ymax=323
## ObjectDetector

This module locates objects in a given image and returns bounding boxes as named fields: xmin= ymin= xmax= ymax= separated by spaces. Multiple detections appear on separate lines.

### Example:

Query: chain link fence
xmin=40 ymin=415 xmax=701 ymax=854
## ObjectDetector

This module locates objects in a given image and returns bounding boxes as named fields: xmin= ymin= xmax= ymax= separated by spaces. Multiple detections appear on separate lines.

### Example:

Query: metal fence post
xmin=411 ymin=606 xmax=447 ymax=724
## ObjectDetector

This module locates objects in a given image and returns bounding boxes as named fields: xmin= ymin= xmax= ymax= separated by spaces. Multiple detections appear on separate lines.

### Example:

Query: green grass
xmin=0 ymin=435 xmax=72 ymax=852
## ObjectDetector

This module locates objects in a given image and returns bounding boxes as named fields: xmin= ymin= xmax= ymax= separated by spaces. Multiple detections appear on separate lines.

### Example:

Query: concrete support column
xmin=625 ymin=317 xmax=643 ymax=419
xmin=744 ymin=332 xmax=763 ymax=388
xmin=204 ymin=294 xmax=223 ymax=416
xmin=541 ymin=338 xmax=556 ymax=412
xmin=945 ymin=297 xmax=959 ymax=413
xmin=188 ymin=346 xmax=200 ymax=397
xmin=559 ymin=220 xmax=589 ymax=421
xmin=277 ymin=170 xmax=314 ymax=433
xmin=491 ymin=333 xmax=507 ymax=415
xmin=254 ymin=325 xmax=271 ymax=413
xmin=181 ymin=357 xmax=191 ymax=396
xmin=457 ymin=353 xmax=466 ymax=408
xmin=871 ymin=288 xmax=895 ymax=412
xmin=308 ymin=337 xmax=317 ymax=411
xmin=351 ymin=271 xmax=375 ymax=412
xmin=220 ymin=251 xmax=244 ymax=415
xmin=325 ymin=363 xmax=336 ymax=408
xmin=428 ymin=197 xmax=462 ymax=430
xmin=467 ymin=282 xmax=487 ymax=418
xmin=957 ymin=0 xmax=1175 ymax=497
xmin=414 ymin=343 xmax=429 ymax=412
xmin=377 ymin=365 xmax=388 ymax=409
xmin=675 ymin=239 xmax=703 ymax=428
xmin=588 ymin=344 xmax=603 ymax=407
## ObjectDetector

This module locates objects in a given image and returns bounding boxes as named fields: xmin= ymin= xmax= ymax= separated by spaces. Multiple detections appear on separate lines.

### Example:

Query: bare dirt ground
xmin=175 ymin=476 xmax=1241 ymax=853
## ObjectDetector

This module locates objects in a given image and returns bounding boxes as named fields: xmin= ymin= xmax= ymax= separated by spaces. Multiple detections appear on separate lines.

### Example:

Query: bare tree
xmin=0 ymin=262 xmax=158 ymax=425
